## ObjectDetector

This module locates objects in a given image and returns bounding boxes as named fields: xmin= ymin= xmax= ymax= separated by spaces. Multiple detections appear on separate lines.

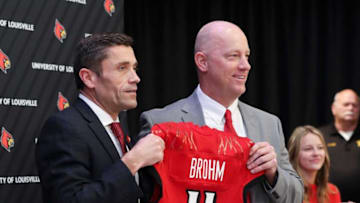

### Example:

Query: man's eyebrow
xmin=115 ymin=61 xmax=138 ymax=68
xmin=116 ymin=61 xmax=130 ymax=66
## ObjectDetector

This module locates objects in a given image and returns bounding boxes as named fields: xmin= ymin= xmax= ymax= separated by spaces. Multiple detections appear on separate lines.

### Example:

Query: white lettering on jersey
xmin=189 ymin=158 xmax=225 ymax=181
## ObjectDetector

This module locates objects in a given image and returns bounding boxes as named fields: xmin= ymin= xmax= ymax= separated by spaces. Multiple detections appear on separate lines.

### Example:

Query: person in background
xmin=288 ymin=125 xmax=341 ymax=203
xmin=36 ymin=33 xmax=164 ymax=203
xmin=319 ymin=89 xmax=360 ymax=202
xmin=138 ymin=20 xmax=303 ymax=202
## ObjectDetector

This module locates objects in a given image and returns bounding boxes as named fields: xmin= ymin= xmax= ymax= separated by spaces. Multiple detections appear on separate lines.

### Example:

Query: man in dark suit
xmin=139 ymin=21 xmax=303 ymax=202
xmin=36 ymin=33 xmax=164 ymax=203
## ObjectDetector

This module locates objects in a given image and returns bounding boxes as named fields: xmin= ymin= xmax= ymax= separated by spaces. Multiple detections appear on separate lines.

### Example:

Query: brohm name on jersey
xmin=189 ymin=158 xmax=225 ymax=182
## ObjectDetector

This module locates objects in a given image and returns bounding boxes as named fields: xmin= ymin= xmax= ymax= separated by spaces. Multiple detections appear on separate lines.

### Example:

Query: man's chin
xmin=119 ymin=102 xmax=137 ymax=111
xmin=127 ymin=102 xmax=138 ymax=110
xmin=234 ymin=87 xmax=246 ymax=97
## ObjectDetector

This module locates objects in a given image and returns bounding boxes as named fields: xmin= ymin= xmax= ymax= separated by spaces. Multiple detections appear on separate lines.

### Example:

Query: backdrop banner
xmin=0 ymin=0 xmax=124 ymax=202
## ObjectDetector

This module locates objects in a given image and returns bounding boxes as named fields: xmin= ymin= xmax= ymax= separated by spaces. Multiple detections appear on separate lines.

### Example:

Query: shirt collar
xmin=79 ymin=93 xmax=119 ymax=127
xmin=228 ymin=98 xmax=239 ymax=113
xmin=196 ymin=85 xmax=239 ymax=121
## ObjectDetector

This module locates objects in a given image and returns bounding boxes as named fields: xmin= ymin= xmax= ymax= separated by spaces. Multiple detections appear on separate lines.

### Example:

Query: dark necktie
xmin=224 ymin=109 xmax=237 ymax=135
xmin=110 ymin=122 xmax=126 ymax=154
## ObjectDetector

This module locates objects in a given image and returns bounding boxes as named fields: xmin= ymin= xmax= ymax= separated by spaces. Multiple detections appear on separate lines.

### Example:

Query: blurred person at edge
xmin=288 ymin=125 xmax=341 ymax=203
xmin=319 ymin=89 xmax=360 ymax=202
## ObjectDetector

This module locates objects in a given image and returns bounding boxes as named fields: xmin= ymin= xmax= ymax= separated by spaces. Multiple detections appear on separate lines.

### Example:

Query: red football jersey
xmin=151 ymin=122 xmax=264 ymax=203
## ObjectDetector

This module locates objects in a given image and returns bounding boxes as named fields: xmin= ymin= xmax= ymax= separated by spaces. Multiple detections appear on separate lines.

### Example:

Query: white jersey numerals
xmin=187 ymin=190 xmax=216 ymax=203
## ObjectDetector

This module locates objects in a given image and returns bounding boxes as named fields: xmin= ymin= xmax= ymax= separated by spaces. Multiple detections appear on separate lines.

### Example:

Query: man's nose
xmin=129 ymin=69 xmax=140 ymax=83
xmin=238 ymin=58 xmax=251 ymax=70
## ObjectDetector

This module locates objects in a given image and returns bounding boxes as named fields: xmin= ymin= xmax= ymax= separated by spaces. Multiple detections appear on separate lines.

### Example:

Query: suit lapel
xmin=238 ymin=101 xmax=261 ymax=142
xmin=74 ymin=99 xmax=120 ymax=161
xmin=180 ymin=91 xmax=205 ymax=126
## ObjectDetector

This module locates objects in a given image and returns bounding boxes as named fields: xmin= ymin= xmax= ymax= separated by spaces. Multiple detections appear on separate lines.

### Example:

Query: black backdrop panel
xmin=0 ymin=0 xmax=124 ymax=202
xmin=124 ymin=1 xmax=360 ymax=140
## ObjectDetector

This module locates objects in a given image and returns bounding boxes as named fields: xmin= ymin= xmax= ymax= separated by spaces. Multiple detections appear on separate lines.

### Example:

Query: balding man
xmin=319 ymin=89 xmax=360 ymax=202
xmin=138 ymin=21 xmax=303 ymax=202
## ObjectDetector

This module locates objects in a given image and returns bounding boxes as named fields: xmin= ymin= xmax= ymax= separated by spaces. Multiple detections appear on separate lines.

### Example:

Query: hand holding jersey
xmin=122 ymin=134 xmax=165 ymax=175
xmin=225 ymin=109 xmax=278 ymax=185
xmin=247 ymin=142 xmax=278 ymax=185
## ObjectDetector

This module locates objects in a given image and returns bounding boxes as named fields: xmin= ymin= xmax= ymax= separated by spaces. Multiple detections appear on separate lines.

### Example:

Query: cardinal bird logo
xmin=1 ymin=127 xmax=15 ymax=152
xmin=104 ymin=0 xmax=115 ymax=16
xmin=57 ymin=92 xmax=70 ymax=111
xmin=0 ymin=49 xmax=11 ymax=74
xmin=54 ymin=19 xmax=67 ymax=43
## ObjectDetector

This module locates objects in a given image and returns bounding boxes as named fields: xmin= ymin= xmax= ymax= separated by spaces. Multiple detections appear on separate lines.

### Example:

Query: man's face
xmin=92 ymin=45 xmax=140 ymax=114
xmin=332 ymin=91 xmax=360 ymax=123
xmin=205 ymin=27 xmax=251 ymax=101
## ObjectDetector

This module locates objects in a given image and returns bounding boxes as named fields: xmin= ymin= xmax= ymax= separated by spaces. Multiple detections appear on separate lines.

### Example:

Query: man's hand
xmin=247 ymin=142 xmax=277 ymax=185
xmin=122 ymin=134 xmax=165 ymax=175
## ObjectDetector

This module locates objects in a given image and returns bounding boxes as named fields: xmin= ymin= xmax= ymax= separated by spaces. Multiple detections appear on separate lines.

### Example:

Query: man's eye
xmin=228 ymin=55 xmax=238 ymax=59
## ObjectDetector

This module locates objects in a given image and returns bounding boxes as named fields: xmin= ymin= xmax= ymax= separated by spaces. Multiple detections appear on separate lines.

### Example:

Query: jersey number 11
xmin=187 ymin=190 xmax=216 ymax=203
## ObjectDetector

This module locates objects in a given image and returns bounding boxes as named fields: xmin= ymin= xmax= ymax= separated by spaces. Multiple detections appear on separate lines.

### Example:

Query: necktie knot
xmin=225 ymin=109 xmax=232 ymax=122
xmin=110 ymin=122 xmax=126 ymax=154
xmin=224 ymin=109 xmax=237 ymax=135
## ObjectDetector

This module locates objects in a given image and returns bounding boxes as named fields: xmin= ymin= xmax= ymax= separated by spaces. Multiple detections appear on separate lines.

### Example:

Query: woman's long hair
xmin=288 ymin=125 xmax=331 ymax=203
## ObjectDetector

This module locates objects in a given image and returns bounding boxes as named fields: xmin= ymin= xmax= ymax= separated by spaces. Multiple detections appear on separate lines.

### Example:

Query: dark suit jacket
xmin=319 ymin=123 xmax=360 ymax=202
xmin=36 ymin=99 xmax=151 ymax=203
xmin=139 ymin=90 xmax=303 ymax=203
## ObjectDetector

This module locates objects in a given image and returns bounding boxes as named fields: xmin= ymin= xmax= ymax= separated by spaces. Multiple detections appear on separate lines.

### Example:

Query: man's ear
xmin=331 ymin=103 xmax=336 ymax=116
xmin=194 ymin=52 xmax=208 ymax=72
xmin=79 ymin=68 xmax=96 ymax=88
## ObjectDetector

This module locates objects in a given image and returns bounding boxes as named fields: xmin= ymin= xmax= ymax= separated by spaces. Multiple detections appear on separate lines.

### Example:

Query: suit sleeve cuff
xmin=263 ymin=170 xmax=280 ymax=200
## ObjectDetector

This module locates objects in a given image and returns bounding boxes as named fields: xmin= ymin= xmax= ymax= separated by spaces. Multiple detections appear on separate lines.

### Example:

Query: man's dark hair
xmin=73 ymin=33 xmax=133 ymax=89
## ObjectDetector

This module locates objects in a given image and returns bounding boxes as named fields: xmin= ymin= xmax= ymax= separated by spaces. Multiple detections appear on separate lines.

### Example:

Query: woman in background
xmin=288 ymin=125 xmax=341 ymax=203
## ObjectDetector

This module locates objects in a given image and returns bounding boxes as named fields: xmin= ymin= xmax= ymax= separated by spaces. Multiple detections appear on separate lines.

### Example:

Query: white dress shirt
xmin=195 ymin=85 xmax=247 ymax=137
xmin=338 ymin=130 xmax=353 ymax=141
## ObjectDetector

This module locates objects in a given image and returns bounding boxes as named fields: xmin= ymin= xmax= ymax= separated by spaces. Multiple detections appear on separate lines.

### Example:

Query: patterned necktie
xmin=224 ymin=109 xmax=237 ymax=135
xmin=110 ymin=122 xmax=126 ymax=154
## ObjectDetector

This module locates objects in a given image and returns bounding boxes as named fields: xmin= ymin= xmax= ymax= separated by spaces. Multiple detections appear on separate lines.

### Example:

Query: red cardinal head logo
xmin=57 ymin=92 xmax=70 ymax=111
xmin=0 ymin=49 xmax=11 ymax=74
xmin=1 ymin=127 xmax=15 ymax=152
xmin=54 ymin=19 xmax=67 ymax=43
xmin=104 ymin=0 xmax=115 ymax=16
